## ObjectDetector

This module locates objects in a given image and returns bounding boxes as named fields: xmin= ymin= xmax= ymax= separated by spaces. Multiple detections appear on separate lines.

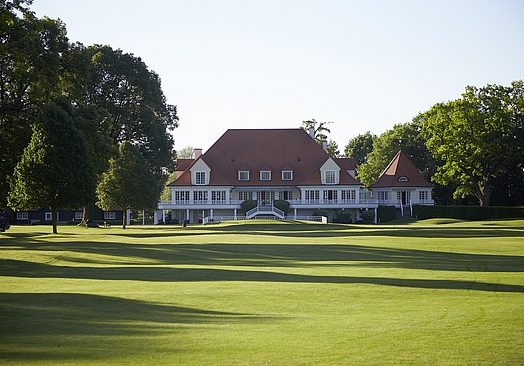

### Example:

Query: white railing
xmin=201 ymin=216 xmax=325 ymax=223
xmin=246 ymin=205 xmax=285 ymax=219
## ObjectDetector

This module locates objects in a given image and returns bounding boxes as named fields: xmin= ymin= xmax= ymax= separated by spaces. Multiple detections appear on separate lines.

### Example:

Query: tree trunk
xmin=482 ymin=179 xmax=491 ymax=207
xmin=122 ymin=209 xmax=127 ymax=229
xmin=52 ymin=207 xmax=58 ymax=234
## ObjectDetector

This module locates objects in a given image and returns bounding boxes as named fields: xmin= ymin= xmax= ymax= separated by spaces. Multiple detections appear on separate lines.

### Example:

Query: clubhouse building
xmin=155 ymin=128 xmax=434 ymax=224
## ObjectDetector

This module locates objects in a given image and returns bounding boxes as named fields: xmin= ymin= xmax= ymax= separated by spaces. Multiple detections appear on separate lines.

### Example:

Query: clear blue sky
xmin=32 ymin=0 xmax=524 ymax=153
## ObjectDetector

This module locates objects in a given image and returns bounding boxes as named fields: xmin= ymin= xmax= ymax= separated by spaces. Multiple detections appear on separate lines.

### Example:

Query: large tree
xmin=0 ymin=1 xmax=69 ymax=209
xmin=8 ymin=102 xmax=96 ymax=233
xmin=344 ymin=131 xmax=376 ymax=167
xmin=421 ymin=82 xmax=524 ymax=206
xmin=97 ymin=142 xmax=161 ymax=229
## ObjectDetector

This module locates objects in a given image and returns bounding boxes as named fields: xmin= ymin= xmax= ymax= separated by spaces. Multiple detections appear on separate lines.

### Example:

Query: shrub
xmin=413 ymin=205 xmax=524 ymax=220
xmin=313 ymin=209 xmax=329 ymax=217
xmin=333 ymin=210 xmax=354 ymax=223
xmin=377 ymin=206 xmax=396 ymax=223
xmin=273 ymin=200 xmax=290 ymax=214
xmin=360 ymin=210 xmax=375 ymax=224
xmin=240 ymin=200 xmax=257 ymax=213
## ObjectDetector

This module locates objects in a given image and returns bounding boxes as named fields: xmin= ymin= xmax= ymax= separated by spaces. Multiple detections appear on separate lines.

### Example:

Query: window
xmin=323 ymin=190 xmax=338 ymax=202
xmin=104 ymin=211 xmax=116 ymax=220
xmin=17 ymin=212 xmax=28 ymax=220
xmin=260 ymin=171 xmax=271 ymax=181
xmin=282 ymin=170 xmax=293 ymax=181
xmin=175 ymin=191 xmax=190 ymax=203
xmin=398 ymin=176 xmax=409 ymax=182
xmin=239 ymin=191 xmax=252 ymax=201
xmin=45 ymin=212 xmax=58 ymax=221
xmin=238 ymin=171 xmax=250 ymax=181
xmin=279 ymin=191 xmax=293 ymax=200
xmin=305 ymin=190 xmax=320 ymax=202
xmin=342 ymin=190 xmax=356 ymax=201
xmin=212 ymin=191 xmax=226 ymax=202
xmin=195 ymin=171 xmax=206 ymax=185
xmin=419 ymin=191 xmax=428 ymax=201
xmin=377 ymin=191 xmax=389 ymax=201
xmin=75 ymin=211 xmax=83 ymax=220
xmin=193 ymin=191 xmax=208 ymax=203
xmin=324 ymin=170 xmax=336 ymax=184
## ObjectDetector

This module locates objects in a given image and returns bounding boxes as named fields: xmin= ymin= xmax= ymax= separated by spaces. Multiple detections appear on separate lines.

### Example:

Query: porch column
xmin=294 ymin=208 xmax=297 ymax=220
xmin=186 ymin=209 xmax=190 ymax=223
xmin=210 ymin=209 xmax=214 ymax=219
xmin=234 ymin=208 xmax=237 ymax=220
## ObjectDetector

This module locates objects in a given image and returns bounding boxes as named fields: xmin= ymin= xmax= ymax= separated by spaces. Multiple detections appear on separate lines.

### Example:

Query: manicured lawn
xmin=1 ymin=220 xmax=523 ymax=365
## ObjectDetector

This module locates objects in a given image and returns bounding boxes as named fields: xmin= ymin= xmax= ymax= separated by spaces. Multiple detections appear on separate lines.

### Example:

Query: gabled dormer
xmin=189 ymin=158 xmax=211 ymax=186
xmin=320 ymin=158 xmax=340 ymax=185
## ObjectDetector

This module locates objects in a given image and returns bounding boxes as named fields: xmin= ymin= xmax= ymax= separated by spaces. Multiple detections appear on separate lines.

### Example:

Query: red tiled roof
xmin=370 ymin=150 xmax=433 ymax=188
xmin=169 ymin=129 xmax=362 ymax=187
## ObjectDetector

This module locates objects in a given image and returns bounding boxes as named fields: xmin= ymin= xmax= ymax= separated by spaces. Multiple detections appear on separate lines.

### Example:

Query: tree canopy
xmin=8 ymin=102 xmax=96 ymax=233
xmin=96 ymin=142 xmax=161 ymax=229
xmin=1 ymin=1 xmax=178 ymax=227
xmin=421 ymin=82 xmax=524 ymax=206
xmin=344 ymin=131 xmax=375 ymax=167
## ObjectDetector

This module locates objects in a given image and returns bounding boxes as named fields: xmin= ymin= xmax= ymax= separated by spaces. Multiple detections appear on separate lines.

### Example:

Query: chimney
xmin=194 ymin=148 xmax=202 ymax=158
xmin=321 ymin=135 xmax=327 ymax=151
xmin=309 ymin=126 xmax=315 ymax=139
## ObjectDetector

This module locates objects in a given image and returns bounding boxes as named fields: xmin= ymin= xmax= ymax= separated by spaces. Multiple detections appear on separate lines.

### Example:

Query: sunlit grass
xmin=1 ymin=220 xmax=523 ymax=365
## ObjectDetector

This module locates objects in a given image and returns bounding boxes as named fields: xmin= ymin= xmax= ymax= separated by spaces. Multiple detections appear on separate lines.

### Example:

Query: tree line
xmin=343 ymin=81 xmax=524 ymax=207
xmin=1 ymin=0 xmax=178 ymax=232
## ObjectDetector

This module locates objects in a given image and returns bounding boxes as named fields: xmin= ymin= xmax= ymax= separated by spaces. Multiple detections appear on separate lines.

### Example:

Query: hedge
xmin=377 ymin=205 xmax=397 ymax=223
xmin=413 ymin=205 xmax=524 ymax=220
xmin=240 ymin=200 xmax=257 ymax=213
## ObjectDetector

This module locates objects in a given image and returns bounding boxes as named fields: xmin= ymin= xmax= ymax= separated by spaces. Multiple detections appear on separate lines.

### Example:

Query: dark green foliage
xmin=360 ymin=210 xmax=375 ymax=223
xmin=240 ymin=200 xmax=257 ymax=213
xmin=413 ymin=205 xmax=524 ymax=220
xmin=344 ymin=131 xmax=375 ymax=167
xmin=312 ymin=209 xmax=329 ymax=217
xmin=377 ymin=205 xmax=397 ymax=223
xmin=421 ymin=81 xmax=524 ymax=206
xmin=273 ymin=200 xmax=290 ymax=214
xmin=8 ymin=103 xmax=96 ymax=233
xmin=96 ymin=142 xmax=161 ymax=229
xmin=333 ymin=209 xmax=354 ymax=223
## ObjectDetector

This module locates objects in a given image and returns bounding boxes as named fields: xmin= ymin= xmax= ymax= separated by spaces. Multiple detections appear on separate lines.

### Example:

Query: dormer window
xmin=194 ymin=171 xmax=206 ymax=185
xmin=260 ymin=171 xmax=271 ymax=181
xmin=398 ymin=176 xmax=409 ymax=182
xmin=282 ymin=170 xmax=293 ymax=181
xmin=324 ymin=170 xmax=337 ymax=184
xmin=238 ymin=171 xmax=250 ymax=181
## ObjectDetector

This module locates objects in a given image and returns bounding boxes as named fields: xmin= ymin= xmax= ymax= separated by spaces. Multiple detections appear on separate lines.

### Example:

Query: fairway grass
xmin=1 ymin=220 xmax=523 ymax=365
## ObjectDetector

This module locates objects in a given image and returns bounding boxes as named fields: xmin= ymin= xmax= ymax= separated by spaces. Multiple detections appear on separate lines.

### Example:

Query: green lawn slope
xmin=1 ymin=220 xmax=523 ymax=365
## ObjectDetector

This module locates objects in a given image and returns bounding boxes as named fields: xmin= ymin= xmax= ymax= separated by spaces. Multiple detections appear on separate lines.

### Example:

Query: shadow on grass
xmin=0 ymin=292 xmax=269 ymax=362
xmin=2 ymin=259 xmax=523 ymax=292
xmin=1 ymin=240 xmax=523 ymax=272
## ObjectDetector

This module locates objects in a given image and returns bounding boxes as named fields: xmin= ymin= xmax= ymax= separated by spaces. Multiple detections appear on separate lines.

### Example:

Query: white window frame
xmin=324 ymin=170 xmax=337 ymax=184
xmin=398 ymin=176 xmax=409 ymax=182
xmin=238 ymin=171 xmax=250 ymax=181
xmin=75 ymin=211 xmax=83 ymax=220
xmin=175 ymin=191 xmax=190 ymax=203
xmin=193 ymin=190 xmax=208 ymax=203
xmin=45 ymin=212 xmax=57 ymax=221
xmin=194 ymin=171 xmax=207 ymax=185
xmin=260 ymin=171 xmax=272 ymax=181
xmin=212 ymin=190 xmax=226 ymax=203
xmin=17 ymin=212 xmax=28 ymax=220
xmin=377 ymin=191 xmax=389 ymax=201
xmin=104 ymin=211 xmax=116 ymax=220
xmin=419 ymin=191 xmax=428 ymax=201
xmin=239 ymin=191 xmax=252 ymax=201
xmin=282 ymin=170 xmax=293 ymax=181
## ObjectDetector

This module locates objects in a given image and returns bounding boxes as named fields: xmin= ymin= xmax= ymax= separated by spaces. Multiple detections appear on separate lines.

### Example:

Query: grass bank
xmin=1 ymin=220 xmax=523 ymax=365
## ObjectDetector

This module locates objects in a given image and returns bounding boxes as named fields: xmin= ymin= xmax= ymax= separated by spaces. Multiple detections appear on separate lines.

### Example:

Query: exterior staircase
xmin=246 ymin=204 xmax=285 ymax=219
